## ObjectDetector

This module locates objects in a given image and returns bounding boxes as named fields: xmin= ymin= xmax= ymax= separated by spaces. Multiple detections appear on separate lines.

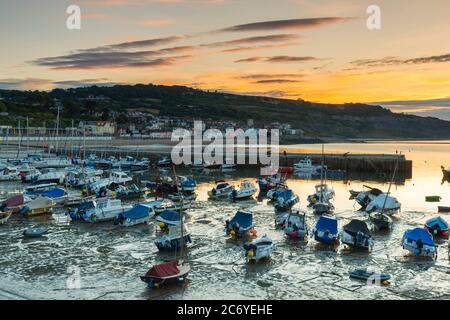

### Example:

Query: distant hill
xmin=1 ymin=83 xmax=450 ymax=140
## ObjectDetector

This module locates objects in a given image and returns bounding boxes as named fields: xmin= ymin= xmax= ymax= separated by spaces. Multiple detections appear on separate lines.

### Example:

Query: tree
xmin=0 ymin=101 xmax=7 ymax=113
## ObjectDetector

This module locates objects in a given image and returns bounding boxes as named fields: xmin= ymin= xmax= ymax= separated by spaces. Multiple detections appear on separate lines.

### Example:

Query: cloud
xmin=235 ymin=55 xmax=317 ymax=63
xmin=221 ymin=43 xmax=299 ymax=53
xmin=254 ymin=79 xmax=301 ymax=84
xmin=351 ymin=53 xmax=450 ymax=67
xmin=83 ymin=36 xmax=184 ymax=52
xmin=0 ymin=78 xmax=54 ymax=90
xmin=220 ymin=17 xmax=354 ymax=32
xmin=136 ymin=19 xmax=177 ymax=26
xmin=53 ymin=79 xmax=122 ymax=88
xmin=209 ymin=34 xmax=301 ymax=47
xmin=240 ymin=73 xmax=304 ymax=79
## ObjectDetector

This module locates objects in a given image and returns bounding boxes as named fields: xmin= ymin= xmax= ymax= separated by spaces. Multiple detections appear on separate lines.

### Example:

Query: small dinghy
xmin=243 ymin=235 xmax=274 ymax=262
xmin=313 ymin=215 xmax=338 ymax=245
xmin=349 ymin=268 xmax=391 ymax=284
xmin=23 ymin=227 xmax=48 ymax=237
xmin=283 ymin=209 xmax=308 ymax=239
xmin=225 ymin=210 xmax=256 ymax=238
xmin=228 ymin=181 xmax=257 ymax=201
xmin=340 ymin=219 xmax=374 ymax=251
xmin=402 ymin=228 xmax=437 ymax=259
xmin=155 ymin=210 xmax=182 ymax=231
xmin=369 ymin=211 xmax=393 ymax=231
xmin=114 ymin=201 xmax=158 ymax=227
xmin=208 ymin=181 xmax=235 ymax=200
xmin=140 ymin=260 xmax=190 ymax=288
xmin=154 ymin=226 xmax=192 ymax=252
xmin=424 ymin=216 xmax=449 ymax=237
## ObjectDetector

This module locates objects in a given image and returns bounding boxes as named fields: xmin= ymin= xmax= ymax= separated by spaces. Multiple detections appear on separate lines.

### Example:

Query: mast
xmin=55 ymin=104 xmax=60 ymax=156
xmin=172 ymin=165 xmax=185 ymax=261
xmin=381 ymin=152 xmax=400 ymax=213
xmin=16 ymin=120 xmax=22 ymax=159
xmin=26 ymin=116 xmax=29 ymax=155
xmin=319 ymin=144 xmax=324 ymax=202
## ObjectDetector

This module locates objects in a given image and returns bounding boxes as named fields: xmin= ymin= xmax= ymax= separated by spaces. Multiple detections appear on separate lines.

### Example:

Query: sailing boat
xmin=308 ymin=145 xmax=335 ymax=215
xmin=140 ymin=166 xmax=191 ymax=289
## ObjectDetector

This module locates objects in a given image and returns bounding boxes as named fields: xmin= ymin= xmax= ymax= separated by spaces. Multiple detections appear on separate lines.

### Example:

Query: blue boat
xmin=179 ymin=176 xmax=197 ymax=192
xmin=313 ymin=216 xmax=338 ymax=244
xmin=225 ymin=210 xmax=255 ymax=238
xmin=25 ymin=187 xmax=67 ymax=200
xmin=155 ymin=210 xmax=181 ymax=230
xmin=273 ymin=189 xmax=299 ymax=212
xmin=115 ymin=201 xmax=159 ymax=227
xmin=154 ymin=226 xmax=192 ymax=251
xmin=402 ymin=228 xmax=437 ymax=259
xmin=425 ymin=216 xmax=449 ymax=237
xmin=67 ymin=200 xmax=96 ymax=221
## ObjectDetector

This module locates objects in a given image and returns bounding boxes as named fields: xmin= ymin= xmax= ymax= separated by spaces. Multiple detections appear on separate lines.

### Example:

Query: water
xmin=1 ymin=141 xmax=450 ymax=300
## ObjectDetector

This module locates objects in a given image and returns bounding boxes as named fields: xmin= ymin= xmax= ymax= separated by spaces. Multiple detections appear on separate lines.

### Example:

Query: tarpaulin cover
xmin=157 ymin=210 xmax=181 ymax=223
xmin=124 ymin=204 xmax=152 ymax=220
xmin=425 ymin=216 xmax=449 ymax=230
xmin=145 ymin=260 xmax=179 ymax=278
xmin=229 ymin=211 xmax=253 ymax=228
xmin=315 ymin=216 xmax=338 ymax=234
xmin=404 ymin=228 xmax=435 ymax=246
xmin=27 ymin=187 xmax=66 ymax=198
xmin=343 ymin=219 xmax=371 ymax=236
xmin=77 ymin=201 xmax=96 ymax=211
xmin=2 ymin=195 xmax=24 ymax=207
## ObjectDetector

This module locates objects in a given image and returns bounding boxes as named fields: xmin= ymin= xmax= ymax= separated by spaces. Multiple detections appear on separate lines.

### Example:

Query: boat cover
xmin=157 ymin=210 xmax=181 ymax=223
xmin=315 ymin=216 xmax=338 ymax=234
xmin=76 ymin=200 xmax=96 ymax=211
xmin=366 ymin=194 xmax=399 ymax=211
xmin=124 ymin=204 xmax=152 ymax=220
xmin=425 ymin=216 xmax=449 ymax=230
xmin=229 ymin=211 xmax=253 ymax=229
xmin=41 ymin=187 xmax=66 ymax=198
xmin=404 ymin=228 xmax=435 ymax=246
xmin=145 ymin=261 xmax=180 ymax=278
xmin=27 ymin=196 xmax=54 ymax=209
xmin=343 ymin=219 xmax=371 ymax=236
xmin=2 ymin=195 xmax=24 ymax=207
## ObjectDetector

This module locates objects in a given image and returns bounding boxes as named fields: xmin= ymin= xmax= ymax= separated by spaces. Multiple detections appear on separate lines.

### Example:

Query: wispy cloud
xmin=351 ymin=53 xmax=450 ymax=67
xmin=235 ymin=55 xmax=317 ymax=63
xmin=254 ymin=79 xmax=301 ymax=84
xmin=220 ymin=17 xmax=354 ymax=32
xmin=0 ymin=78 xmax=120 ymax=90
xmin=240 ymin=73 xmax=304 ymax=79
xmin=136 ymin=18 xmax=177 ymax=26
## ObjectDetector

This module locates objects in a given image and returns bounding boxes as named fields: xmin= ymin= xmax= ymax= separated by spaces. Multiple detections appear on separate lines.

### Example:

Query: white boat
xmin=366 ymin=194 xmax=401 ymax=215
xmin=156 ymin=157 xmax=172 ymax=167
xmin=154 ymin=199 xmax=191 ymax=213
xmin=31 ymin=157 xmax=72 ymax=169
xmin=307 ymin=184 xmax=335 ymax=205
xmin=154 ymin=226 xmax=192 ymax=251
xmin=208 ymin=181 xmax=235 ymax=200
xmin=221 ymin=164 xmax=237 ymax=173
xmin=88 ymin=171 xmax=133 ymax=192
xmin=0 ymin=167 xmax=21 ymax=181
xmin=294 ymin=158 xmax=323 ymax=174
xmin=283 ymin=209 xmax=308 ymax=239
xmin=228 ymin=181 xmax=257 ymax=200
xmin=82 ymin=198 xmax=132 ymax=223
xmin=244 ymin=235 xmax=274 ymax=262
xmin=25 ymin=183 xmax=57 ymax=193
xmin=34 ymin=168 xmax=67 ymax=184
xmin=115 ymin=201 xmax=159 ymax=227
xmin=20 ymin=168 xmax=42 ymax=183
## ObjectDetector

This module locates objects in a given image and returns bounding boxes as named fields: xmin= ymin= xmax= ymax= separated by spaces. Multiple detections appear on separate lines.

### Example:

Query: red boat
xmin=278 ymin=167 xmax=294 ymax=174
xmin=140 ymin=260 xmax=190 ymax=288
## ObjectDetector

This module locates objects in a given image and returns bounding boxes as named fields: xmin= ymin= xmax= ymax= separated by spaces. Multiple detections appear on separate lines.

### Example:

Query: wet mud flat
xmin=0 ymin=179 xmax=449 ymax=300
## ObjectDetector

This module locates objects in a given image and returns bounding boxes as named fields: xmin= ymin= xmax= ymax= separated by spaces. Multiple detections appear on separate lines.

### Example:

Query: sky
xmin=1 ymin=0 xmax=450 ymax=119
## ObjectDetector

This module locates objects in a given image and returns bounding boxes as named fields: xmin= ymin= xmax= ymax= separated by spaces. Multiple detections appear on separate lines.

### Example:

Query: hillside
xmin=1 ymin=84 xmax=450 ymax=140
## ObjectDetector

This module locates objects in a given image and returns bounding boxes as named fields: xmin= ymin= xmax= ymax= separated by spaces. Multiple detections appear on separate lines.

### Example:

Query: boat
xmin=20 ymin=168 xmax=42 ymax=183
xmin=80 ymin=198 xmax=132 ymax=223
xmin=0 ymin=211 xmax=11 ymax=224
xmin=225 ymin=210 xmax=256 ymax=238
xmin=23 ymin=227 xmax=49 ymax=237
xmin=293 ymin=157 xmax=323 ymax=174
xmin=365 ymin=194 xmax=401 ymax=215
xmin=155 ymin=210 xmax=182 ymax=230
xmin=114 ymin=201 xmax=159 ymax=227
xmin=154 ymin=226 xmax=192 ymax=252
xmin=273 ymin=189 xmax=299 ymax=213
xmin=87 ymin=171 xmax=133 ymax=193
xmin=67 ymin=199 xmax=98 ymax=221
xmin=307 ymin=184 xmax=335 ymax=207
xmin=402 ymin=228 xmax=437 ymax=259
xmin=31 ymin=157 xmax=72 ymax=169
xmin=283 ymin=209 xmax=308 ymax=239
xmin=349 ymin=269 xmax=391 ymax=284
xmin=25 ymin=187 xmax=68 ymax=203
xmin=140 ymin=260 xmax=190 ymax=288
xmin=438 ymin=206 xmax=450 ymax=213
xmin=424 ymin=216 xmax=449 ymax=237
xmin=228 ymin=181 xmax=257 ymax=201
xmin=167 ymin=193 xmax=197 ymax=202
xmin=156 ymin=157 xmax=172 ymax=167
xmin=278 ymin=166 xmax=294 ymax=174
xmin=208 ymin=181 xmax=235 ymax=200
xmin=257 ymin=173 xmax=286 ymax=191
xmin=266 ymin=184 xmax=288 ymax=201
xmin=33 ymin=168 xmax=67 ymax=184
xmin=24 ymin=183 xmax=57 ymax=193
xmin=350 ymin=187 xmax=383 ymax=209
xmin=312 ymin=216 xmax=339 ymax=244
xmin=340 ymin=219 xmax=374 ymax=251
xmin=178 ymin=176 xmax=197 ymax=192
xmin=243 ymin=235 xmax=274 ymax=262
xmin=369 ymin=212 xmax=393 ymax=231
xmin=221 ymin=164 xmax=236 ymax=173
xmin=114 ymin=184 xmax=145 ymax=201
xmin=154 ymin=199 xmax=190 ymax=213
xmin=0 ymin=167 xmax=21 ymax=181
xmin=64 ymin=195 xmax=95 ymax=207
xmin=425 ymin=196 xmax=441 ymax=203
xmin=16 ymin=196 xmax=55 ymax=216
xmin=0 ymin=194 xmax=26 ymax=212
xmin=441 ymin=166 xmax=449 ymax=177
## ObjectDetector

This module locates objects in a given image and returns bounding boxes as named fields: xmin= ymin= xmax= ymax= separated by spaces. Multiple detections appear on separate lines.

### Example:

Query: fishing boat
xmin=155 ymin=226 xmax=192 ymax=252
xmin=312 ymin=216 xmax=339 ymax=245
xmin=365 ymin=194 xmax=401 ymax=215
xmin=424 ymin=216 xmax=449 ymax=237
xmin=208 ymin=181 xmax=235 ymax=200
xmin=307 ymin=184 xmax=335 ymax=206
xmin=369 ymin=212 xmax=393 ymax=231
xmin=156 ymin=157 xmax=172 ymax=167
xmin=243 ymin=235 xmax=273 ymax=263
xmin=273 ymin=189 xmax=300 ymax=213
xmin=0 ymin=167 xmax=21 ymax=181
xmin=340 ymin=220 xmax=374 ymax=251
xmin=349 ymin=269 xmax=391 ymax=284
xmin=178 ymin=176 xmax=197 ymax=192
xmin=293 ymin=157 xmax=323 ymax=174
xmin=17 ymin=196 xmax=55 ymax=216
xmin=0 ymin=211 xmax=11 ymax=224
xmin=23 ymin=227 xmax=49 ymax=237
xmin=228 ymin=181 xmax=257 ymax=201
xmin=140 ymin=260 xmax=190 ymax=289
xmin=114 ymin=201 xmax=159 ymax=227
xmin=225 ymin=210 xmax=256 ymax=238
xmin=67 ymin=199 xmax=98 ymax=221
xmin=402 ymin=228 xmax=437 ymax=259
xmin=155 ymin=210 xmax=182 ymax=230
xmin=283 ymin=209 xmax=308 ymax=239
xmin=80 ymin=199 xmax=132 ymax=223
